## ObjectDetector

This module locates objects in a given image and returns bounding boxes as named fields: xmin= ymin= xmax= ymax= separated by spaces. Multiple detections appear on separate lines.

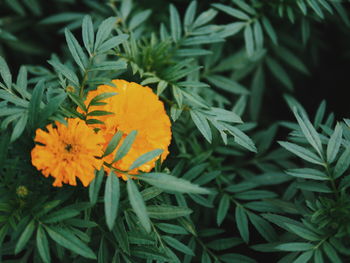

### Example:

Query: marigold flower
xmin=83 ymin=79 xmax=172 ymax=179
xmin=31 ymin=118 xmax=105 ymax=187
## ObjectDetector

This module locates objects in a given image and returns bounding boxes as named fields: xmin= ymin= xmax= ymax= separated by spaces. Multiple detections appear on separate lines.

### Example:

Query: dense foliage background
xmin=1 ymin=0 xmax=350 ymax=262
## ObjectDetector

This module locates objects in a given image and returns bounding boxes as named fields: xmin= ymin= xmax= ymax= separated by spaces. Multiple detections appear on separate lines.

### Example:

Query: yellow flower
xmin=83 ymin=79 xmax=172 ymax=179
xmin=31 ymin=118 xmax=105 ymax=187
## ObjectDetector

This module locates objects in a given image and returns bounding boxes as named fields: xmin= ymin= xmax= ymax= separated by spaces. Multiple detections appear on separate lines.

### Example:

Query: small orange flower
xmin=31 ymin=118 xmax=105 ymax=187
xmin=83 ymin=79 xmax=172 ymax=179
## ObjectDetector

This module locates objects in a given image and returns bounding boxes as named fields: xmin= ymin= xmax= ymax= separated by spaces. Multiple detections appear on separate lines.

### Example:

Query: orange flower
xmin=83 ymin=79 xmax=172 ymax=179
xmin=31 ymin=118 xmax=105 ymax=187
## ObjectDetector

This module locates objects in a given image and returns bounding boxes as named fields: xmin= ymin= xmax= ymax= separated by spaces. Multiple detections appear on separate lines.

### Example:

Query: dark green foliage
xmin=1 ymin=0 xmax=350 ymax=262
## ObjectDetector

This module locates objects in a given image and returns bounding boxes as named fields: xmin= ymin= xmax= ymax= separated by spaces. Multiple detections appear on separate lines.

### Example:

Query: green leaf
xmin=48 ymin=60 xmax=79 ymax=87
xmin=322 ymin=242 xmax=341 ymax=263
xmin=275 ymin=242 xmax=314 ymax=251
xmin=286 ymin=168 xmax=328 ymax=181
xmin=217 ymin=194 xmax=230 ymax=226
xmin=293 ymin=108 xmax=323 ymax=157
xmin=274 ymin=46 xmax=309 ymax=74
xmin=28 ymin=80 xmax=45 ymax=129
xmin=97 ymin=34 xmax=129 ymax=53
xmin=36 ymin=226 xmax=51 ymax=263
xmin=0 ymin=56 xmax=12 ymax=89
xmin=163 ymin=236 xmax=194 ymax=256
xmin=42 ymin=208 xmax=80 ymax=223
xmin=103 ymin=131 xmax=123 ymax=157
xmin=65 ymin=28 xmax=88 ymax=70
xmin=170 ymin=4 xmax=181 ymax=42
xmin=147 ymin=205 xmax=192 ymax=220
xmin=248 ymin=213 xmax=277 ymax=242
xmin=129 ymin=149 xmax=163 ymax=170
xmin=253 ymin=20 xmax=263 ymax=49
xmin=113 ymin=130 xmax=138 ymax=162
xmin=89 ymin=92 xmax=117 ymax=107
xmin=250 ymin=66 xmax=264 ymax=121
xmin=94 ymin=17 xmax=117 ymax=52
xmin=45 ymin=226 xmax=96 ymax=259
xmin=87 ymin=110 xmax=114 ymax=116
xmin=190 ymin=110 xmax=212 ymax=143
xmin=11 ymin=113 xmax=28 ymax=142
xmin=127 ymin=179 xmax=151 ymax=232
xmin=104 ymin=172 xmax=120 ymax=230
xmin=244 ymin=25 xmax=254 ymax=57
xmin=184 ymin=1 xmax=197 ymax=30
xmin=236 ymin=206 xmax=249 ymax=243
xmin=261 ymin=16 xmax=277 ymax=44
xmin=207 ymin=237 xmax=243 ymax=251
xmin=82 ymin=15 xmax=95 ymax=55
xmin=15 ymin=220 xmax=35 ymax=254
xmin=129 ymin=10 xmax=152 ymax=30
xmin=193 ymin=9 xmax=217 ymax=28
xmin=137 ymin=173 xmax=210 ymax=194
xmin=67 ymin=92 xmax=87 ymax=112
xmin=284 ymin=223 xmax=320 ymax=241
xmin=157 ymin=223 xmax=188 ymax=235
xmin=212 ymin=3 xmax=250 ymax=20
xmin=226 ymin=126 xmax=257 ymax=152
xmin=235 ymin=190 xmax=277 ymax=200
xmin=278 ymin=141 xmax=323 ymax=165
xmin=294 ymin=251 xmax=314 ymax=263
xmin=334 ymin=146 xmax=350 ymax=179
xmin=182 ymin=35 xmax=224 ymax=46
xmin=220 ymin=253 xmax=256 ymax=263
xmin=206 ymin=75 xmax=249 ymax=95
xmin=266 ymin=57 xmax=293 ymax=90
xmin=326 ymin=123 xmax=343 ymax=163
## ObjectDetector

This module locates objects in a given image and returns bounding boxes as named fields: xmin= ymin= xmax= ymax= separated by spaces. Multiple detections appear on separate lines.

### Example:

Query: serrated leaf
xmin=293 ymin=108 xmax=323 ymax=158
xmin=275 ymin=242 xmax=314 ymax=251
xmin=212 ymin=3 xmax=250 ymax=20
xmin=104 ymin=172 xmax=120 ymax=230
xmin=163 ymin=236 xmax=194 ymax=256
xmin=147 ymin=205 xmax=192 ymax=220
xmin=0 ymin=56 xmax=12 ymax=89
xmin=236 ymin=206 xmax=249 ymax=243
xmin=127 ymin=179 xmax=151 ymax=232
xmin=113 ymin=130 xmax=137 ymax=163
xmin=15 ymin=220 xmax=35 ymax=254
xmin=82 ymin=15 xmax=95 ymax=55
xmin=217 ymin=194 xmax=230 ymax=226
xmin=94 ymin=17 xmax=117 ymax=52
xmin=129 ymin=10 xmax=152 ymax=30
xmin=278 ymin=141 xmax=323 ymax=165
xmin=36 ymin=226 xmax=51 ymax=263
xmin=190 ymin=110 xmax=212 ymax=143
xmin=261 ymin=16 xmax=277 ymax=45
xmin=97 ymin=34 xmax=129 ymax=53
xmin=334 ymin=146 xmax=350 ymax=179
xmin=45 ymin=226 xmax=96 ymax=259
xmin=129 ymin=149 xmax=163 ymax=170
xmin=326 ymin=123 xmax=343 ymax=163
xmin=138 ymin=173 xmax=210 ymax=194
xmin=244 ymin=25 xmax=254 ymax=57
xmin=48 ymin=60 xmax=79 ymax=87
xmin=65 ymin=28 xmax=88 ymax=70
xmin=206 ymin=75 xmax=249 ymax=95
xmin=170 ymin=4 xmax=181 ymax=42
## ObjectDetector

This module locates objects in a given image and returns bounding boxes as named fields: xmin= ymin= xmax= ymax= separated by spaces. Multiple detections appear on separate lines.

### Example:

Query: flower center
xmin=65 ymin=144 xmax=73 ymax=152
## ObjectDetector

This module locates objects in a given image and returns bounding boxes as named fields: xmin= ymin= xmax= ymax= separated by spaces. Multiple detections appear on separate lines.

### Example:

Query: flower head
xmin=31 ymin=118 xmax=105 ymax=187
xmin=83 ymin=79 xmax=172 ymax=179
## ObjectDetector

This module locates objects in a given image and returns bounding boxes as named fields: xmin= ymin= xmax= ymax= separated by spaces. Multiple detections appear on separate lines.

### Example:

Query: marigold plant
xmin=83 ymin=79 xmax=172 ymax=179
xmin=0 ymin=0 xmax=350 ymax=262
xmin=31 ymin=118 xmax=105 ymax=186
